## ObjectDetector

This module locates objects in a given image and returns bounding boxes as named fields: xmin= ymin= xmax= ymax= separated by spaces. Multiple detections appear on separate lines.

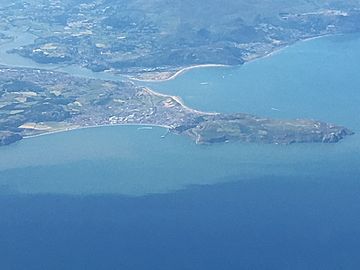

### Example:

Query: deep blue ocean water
xmin=1 ymin=178 xmax=360 ymax=270
xmin=1 ymin=34 xmax=360 ymax=269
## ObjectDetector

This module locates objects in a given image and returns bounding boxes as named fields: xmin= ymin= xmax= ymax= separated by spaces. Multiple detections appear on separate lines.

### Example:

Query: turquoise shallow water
xmin=0 ymin=34 xmax=359 ymax=196
xmin=1 ymin=125 xmax=359 ymax=195
xmin=147 ymin=34 xmax=360 ymax=129
xmin=1 ymin=34 xmax=360 ymax=269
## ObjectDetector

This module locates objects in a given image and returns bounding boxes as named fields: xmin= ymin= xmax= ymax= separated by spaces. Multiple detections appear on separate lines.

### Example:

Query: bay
xmin=1 ymin=33 xmax=360 ymax=269
xmin=0 ymin=34 xmax=359 ymax=196
xmin=147 ymin=34 xmax=360 ymax=129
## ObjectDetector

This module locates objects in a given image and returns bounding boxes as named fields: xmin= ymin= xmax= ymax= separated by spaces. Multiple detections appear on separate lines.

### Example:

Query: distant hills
xmin=2 ymin=0 xmax=360 ymax=77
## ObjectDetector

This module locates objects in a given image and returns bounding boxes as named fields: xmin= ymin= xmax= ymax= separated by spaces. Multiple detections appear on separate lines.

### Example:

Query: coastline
xmin=23 ymin=122 xmax=172 ymax=141
xmin=0 ymin=30 xmax=337 ymax=85
xmin=143 ymin=87 xmax=218 ymax=116
xmin=1 ymin=32 xmax=345 ymax=146
xmin=129 ymin=64 xmax=229 ymax=83
xmin=22 ymin=85 xmax=219 ymax=143
xmin=243 ymin=33 xmax=338 ymax=64
xmin=131 ymin=33 xmax=338 ymax=83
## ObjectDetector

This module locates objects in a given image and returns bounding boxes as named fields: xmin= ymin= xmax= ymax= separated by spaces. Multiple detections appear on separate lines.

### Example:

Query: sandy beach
xmin=142 ymin=87 xmax=218 ymax=116
xmin=23 ymin=122 xmax=173 ymax=141
xmin=130 ymin=34 xmax=337 ymax=83
xmin=8 ymin=33 xmax=339 ymax=144
xmin=130 ymin=64 xmax=229 ymax=83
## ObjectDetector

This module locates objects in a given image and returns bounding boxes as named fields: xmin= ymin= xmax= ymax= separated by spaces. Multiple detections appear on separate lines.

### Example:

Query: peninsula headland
xmin=0 ymin=66 xmax=353 ymax=146
xmin=0 ymin=0 xmax=358 ymax=146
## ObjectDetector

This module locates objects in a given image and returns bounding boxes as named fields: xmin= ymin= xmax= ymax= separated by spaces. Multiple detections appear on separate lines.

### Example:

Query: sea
xmin=0 ymin=33 xmax=360 ymax=269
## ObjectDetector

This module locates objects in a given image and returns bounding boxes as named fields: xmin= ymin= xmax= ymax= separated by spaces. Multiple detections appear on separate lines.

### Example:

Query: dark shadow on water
xmin=1 ymin=175 xmax=360 ymax=270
